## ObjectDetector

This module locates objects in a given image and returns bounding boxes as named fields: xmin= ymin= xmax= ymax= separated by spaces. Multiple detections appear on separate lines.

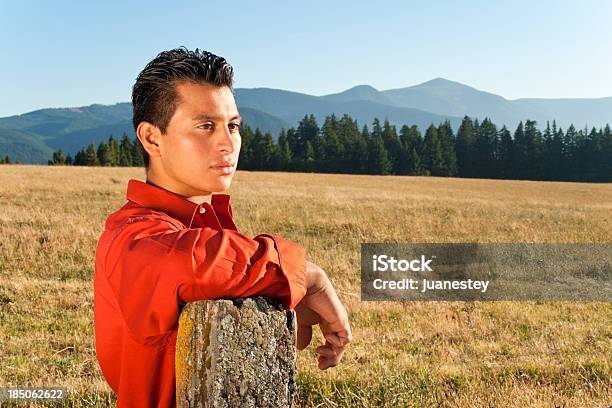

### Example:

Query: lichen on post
xmin=175 ymin=297 xmax=298 ymax=407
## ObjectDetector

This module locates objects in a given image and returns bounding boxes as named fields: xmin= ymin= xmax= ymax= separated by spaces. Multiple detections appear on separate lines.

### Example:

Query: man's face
xmin=157 ymin=81 xmax=241 ymax=195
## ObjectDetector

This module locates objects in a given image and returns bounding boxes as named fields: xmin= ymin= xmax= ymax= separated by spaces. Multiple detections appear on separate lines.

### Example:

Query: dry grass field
xmin=0 ymin=164 xmax=610 ymax=407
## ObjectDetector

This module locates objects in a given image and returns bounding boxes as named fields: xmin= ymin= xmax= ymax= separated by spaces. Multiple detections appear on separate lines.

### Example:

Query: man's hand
xmin=294 ymin=261 xmax=352 ymax=370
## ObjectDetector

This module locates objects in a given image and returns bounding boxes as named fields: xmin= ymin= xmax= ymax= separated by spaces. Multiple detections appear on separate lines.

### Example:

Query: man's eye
xmin=198 ymin=123 xmax=213 ymax=130
xmin=229 ymin=123 xmax=241 ymax=131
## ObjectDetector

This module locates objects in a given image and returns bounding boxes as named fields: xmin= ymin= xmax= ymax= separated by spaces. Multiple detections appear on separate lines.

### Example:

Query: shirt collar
xmin=126 ymin=179 xmax=233 ymax=228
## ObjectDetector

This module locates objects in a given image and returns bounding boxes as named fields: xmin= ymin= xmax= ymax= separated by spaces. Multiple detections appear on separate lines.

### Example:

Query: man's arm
xmin=99 ymin=217 xmax=306 ymax=345
xmin=295 ymin=261 xmax=353 ymax=370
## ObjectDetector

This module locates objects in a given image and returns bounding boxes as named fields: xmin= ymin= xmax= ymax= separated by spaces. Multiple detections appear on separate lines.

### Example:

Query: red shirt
xmin=93 ymin=179 xmax=307 ymax=407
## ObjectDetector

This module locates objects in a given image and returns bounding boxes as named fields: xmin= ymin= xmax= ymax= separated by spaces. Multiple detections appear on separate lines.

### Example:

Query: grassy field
xmin=0 ymin=164 xmax=610 ymax=407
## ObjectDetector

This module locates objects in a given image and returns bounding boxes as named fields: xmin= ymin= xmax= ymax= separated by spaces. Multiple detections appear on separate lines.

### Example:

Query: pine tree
xmin=250 ymin=128 xmax=271 ymax=170
xmin=97 ymin=141 xmax=112 ymax=166
xmin=85 ymin=144 xmax=98 ymax=166
xmin=437 ymin=120 xmax=458 ymax=176
xmin=473 ymin=118 xmax=498 ymax=178
xmin=407 ymin=146 xmax=423 ymax=176
xmin=74 ymin=150 xmax=85 ymax=166
xmin=399 ymin=125 xmax=424 ymax=175
xmin=304 ymin=141 xmax=315 ymax=172
xmin=295 ymin=114 xmax=320 ymax=161
xmin=108 ymin=135 xmax=120 ymax=166
xmin=381 ymin=118 xmax=402 ymax=174
xmin=512 ymin=121 xmax=526 ymax=178
xmin=601 ymin=124 xmax=612 ymax=181
xmin=542 ymin=121 xmax=564 ymax=180
xmin=497 ymin=126 xmax=513 ymax=179
xmin=367 ymin=133 xmax=392 ymax=175
xmin=562 ymin=124 xmax=577 ymax=175
xmin=264 ymin=132 xmax=282 ymax=171
xmin=522 ymin=120 xmax=543 ymax=179
xmin=421 ymin=124 xmax=445 ymax=176
xmin=456 ymin=116 xmax=477 ymax=177
xmin=371 ymin=118 xmax=383 ymax=142
xmin=321 ymin=114 xmax=344 ymax=172
xmin=277 ymin=129 xmax=293 ymax=171
xmin=49 ymin=149 xmax=66 ymax=165
xmin=580 ymin=127 xmax=604 ymax=181
xmin=119 ymin=133 xmax=133 ymax=167
xmin=337 ymin=114 xmax=361 ymax=173
xmin=130 ymin=138 xmax=145 ymax=167
xmin=286 ymin=127 xmax=298 ymax=155
xmin=351 ymin=124 xmax=370 ymax=174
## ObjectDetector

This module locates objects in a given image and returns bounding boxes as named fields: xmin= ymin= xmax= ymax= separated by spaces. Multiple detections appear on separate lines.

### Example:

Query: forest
xmin=42 ymin=114 xmax=612 ymax=182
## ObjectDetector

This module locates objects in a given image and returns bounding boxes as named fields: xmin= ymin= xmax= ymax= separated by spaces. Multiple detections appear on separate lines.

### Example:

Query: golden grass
xmin=0 ymin=165 xmax=610 ymax=407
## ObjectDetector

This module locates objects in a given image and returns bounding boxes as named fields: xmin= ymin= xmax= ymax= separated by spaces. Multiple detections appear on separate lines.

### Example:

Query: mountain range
xmin=1 ymin=78 xmax=610 ymax=164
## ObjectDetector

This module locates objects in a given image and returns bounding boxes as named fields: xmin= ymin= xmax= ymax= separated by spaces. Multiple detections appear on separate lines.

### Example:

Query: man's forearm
xmin=298 ymin=260 xmax=352 ymax=368
xmin=305 ymin=260 xmax=327 ymax=296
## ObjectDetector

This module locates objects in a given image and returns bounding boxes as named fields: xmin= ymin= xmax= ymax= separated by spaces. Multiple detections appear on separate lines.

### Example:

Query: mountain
xmin=377 ymin=78 xmax=610 ymax=130
xmin=0 ymin=103 xmax=290 ymax=163
xmin=237 ymin=107 xmax=292 ymax=137
xmin=0 ymin=103 xmax=135 ymax=162
xmin=0 ymin=126 xmax=54 ymax=163
xmin=0 ymin=103 xmax=133 ymax=141
xmin=1 ymin=78 xmax=610 ymax=164
xmin=234 ymin=87 xmax=459 ymax=131
xmin=511 ymin=97 xmax=612 ymax=130
xmin=381 ymin=78 xmax=526 ymax=127
xmin=320 ymin=84 xmax=396 ymax=106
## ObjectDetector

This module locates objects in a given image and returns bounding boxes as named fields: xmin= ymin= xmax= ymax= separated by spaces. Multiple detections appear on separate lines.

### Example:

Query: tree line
xmin=49 ymin=114 xmax=611 ymax=182
xmin=238 ymin=114 xmax=611 ymax=182
xmin=48 ymin=132 xmax=144 ymax=167
xmin=0 ymin=155 xmax=19 ymax=164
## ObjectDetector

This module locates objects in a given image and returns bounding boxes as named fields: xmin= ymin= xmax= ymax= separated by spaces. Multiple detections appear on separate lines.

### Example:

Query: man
xmin=93 ymin=47 xmax=352 ymax=407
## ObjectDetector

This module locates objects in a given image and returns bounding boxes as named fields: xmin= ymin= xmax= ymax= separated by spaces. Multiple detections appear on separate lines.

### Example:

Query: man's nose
xmin=217 ymin=125 xmax=236 ymax=153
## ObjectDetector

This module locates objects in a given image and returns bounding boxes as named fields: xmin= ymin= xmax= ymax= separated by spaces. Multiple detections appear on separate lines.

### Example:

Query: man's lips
xmin=210 ymin=163 xmax=235 ymax=174
xmin=211 ymin=162 xmax=235 ymax=169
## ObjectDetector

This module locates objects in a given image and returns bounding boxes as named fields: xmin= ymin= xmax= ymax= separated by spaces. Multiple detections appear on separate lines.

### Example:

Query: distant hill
xmin=0 ymin=103 xmax=290 ymax=163
xmin=1 ymin=78 xmax=610 ymax=164
xmin=237 ymin=107 xmax=292 ymax=138
xmin=320 ymin=84 xmax=397 ymax=106
xmin=375 ymin=78 xmax=610 ymax=130
xmin=380 ymin=78 xmax=526 ymax=127
xmin=234 ymin=87 xmax=459 ymax=131
xmin=0 ymin=103 xmax=134 ymax=163
xmin=0 ymin=126 xmax=54 ymax=163
xmin=511 ymin=96 xmax=612 ymax=129
xmin=0 ymin=103 xmax=133 ymax=140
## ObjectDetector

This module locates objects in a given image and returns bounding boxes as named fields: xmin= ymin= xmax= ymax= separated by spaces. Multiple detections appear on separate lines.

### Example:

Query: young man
xmin=93 ymin=47 xmax=352 ymax=407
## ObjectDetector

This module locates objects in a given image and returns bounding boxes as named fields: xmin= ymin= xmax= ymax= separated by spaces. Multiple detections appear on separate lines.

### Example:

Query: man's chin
xmin=187 ymin=171 xmax=234 ymax=193
xmin=207 ymin=178 xmax=233 ymax=193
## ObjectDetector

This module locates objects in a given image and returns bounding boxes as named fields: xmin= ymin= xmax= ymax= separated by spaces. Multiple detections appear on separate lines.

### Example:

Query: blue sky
xmin=1 ymin=0 xmax=611 ymax=117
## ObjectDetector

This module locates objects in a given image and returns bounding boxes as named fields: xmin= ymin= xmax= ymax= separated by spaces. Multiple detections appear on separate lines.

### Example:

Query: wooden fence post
xmin=175 ymin=297 xmax=298 ymax=407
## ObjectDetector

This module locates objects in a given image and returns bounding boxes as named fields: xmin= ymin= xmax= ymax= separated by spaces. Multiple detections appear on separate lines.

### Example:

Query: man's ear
xmin=136 ymin=121 xmax=162 ymax=159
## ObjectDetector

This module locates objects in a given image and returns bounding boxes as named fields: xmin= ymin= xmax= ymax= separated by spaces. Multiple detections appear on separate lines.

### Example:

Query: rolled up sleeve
xmin=101 ymin=217 xmax=307 ymax=345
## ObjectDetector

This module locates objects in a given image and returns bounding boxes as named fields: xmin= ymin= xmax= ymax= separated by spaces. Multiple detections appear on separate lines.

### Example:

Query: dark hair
xmin=131 ymin=46 xmax=234 ymax=167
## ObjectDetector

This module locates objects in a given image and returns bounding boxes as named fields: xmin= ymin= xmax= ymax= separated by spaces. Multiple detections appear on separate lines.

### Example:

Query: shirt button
xmin=199 ymin=207 xmax=206 ymax=214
